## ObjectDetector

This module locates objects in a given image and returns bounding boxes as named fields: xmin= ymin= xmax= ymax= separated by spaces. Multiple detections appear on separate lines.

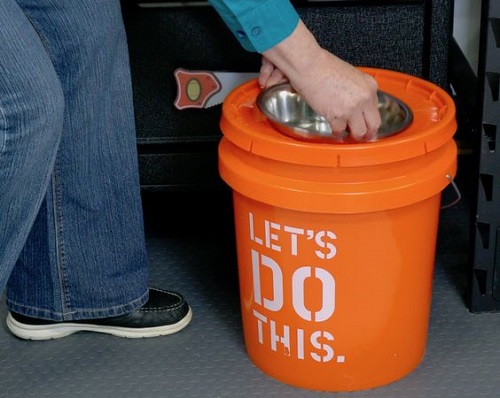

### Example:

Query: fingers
xmin=346 ymin=108 xmax=381 ymax=141
xmin=331 ymin=112 xmax=381 ymax=142
xmin=266 ymin=69 xmax=287 ymax=87
xmin=361 ymin=106 xmax=382 ymax=139
xmin=332 ymin=84 xmax=381 ymax=142
xmin=258 ymin=57 xmax=274 ymax=87
xmin=329 ymin=106 xmax=382 ymax=142
xmin=363 ymin=89 xmax=382 ymax=137
xmin=329 ymin=114 xmax=369 ymax=142
xmin=329 ymin=117 xmax=348 ymax=138
xmin=345 ymin=114 xmax=368 ymax=141
xmin=259 ymin=57 xmax=288 ymax=88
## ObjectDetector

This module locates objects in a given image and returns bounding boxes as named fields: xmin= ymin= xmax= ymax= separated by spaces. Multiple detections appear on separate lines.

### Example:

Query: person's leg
xmin=3 ymin=0 xmax=191 ymax=338
xmin=5 ymin=0 xmax=149 ymax=320
xmin=0 ymin=0 xmax=65 ymax=293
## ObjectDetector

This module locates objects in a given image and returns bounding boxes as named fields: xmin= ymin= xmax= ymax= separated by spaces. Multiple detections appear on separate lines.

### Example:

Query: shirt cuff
xmin=209 ymin=1 xmax=300 ymax=53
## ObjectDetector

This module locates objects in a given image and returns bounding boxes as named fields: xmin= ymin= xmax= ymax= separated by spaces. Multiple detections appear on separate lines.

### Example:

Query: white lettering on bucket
xmin=270 ymin=319 xmax=290 ymax=353
xmin=315 ymin=231 xmax=337 ymax=260
xmin=283 ymin=226 xmax=305 ymax=256
xmin=249 ymin=212 xmax=282 ymax=251
xmin=252 ymin=250 xmax=335 ymax=322
xmin=311 ymin=331 xmax=335 ymax=362
xmin=293 ymin=267 xmax=335 ymax=322
xmin=248 ymin=212 xmax=337 ymax=259
xmin=248 ymin=211 xmax=343 ymax=364
xmin=252 ymin=250 xmax=284 ymax=312
xmin=252 ymin=309 xmax=338 ymax=362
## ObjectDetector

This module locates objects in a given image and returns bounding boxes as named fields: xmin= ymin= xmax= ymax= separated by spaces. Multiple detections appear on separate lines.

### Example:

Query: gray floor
xmin=1 ymin=155 xmax=500 ymax=398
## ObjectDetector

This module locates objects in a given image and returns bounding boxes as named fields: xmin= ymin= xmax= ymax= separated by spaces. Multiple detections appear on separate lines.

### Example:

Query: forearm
xmin=261 ymin=20 xmax=326 ymax=89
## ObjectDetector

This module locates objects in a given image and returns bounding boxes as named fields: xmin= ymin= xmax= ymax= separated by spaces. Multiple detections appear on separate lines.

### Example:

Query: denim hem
xmin=6 ymin=289 xmax=149 ymax=322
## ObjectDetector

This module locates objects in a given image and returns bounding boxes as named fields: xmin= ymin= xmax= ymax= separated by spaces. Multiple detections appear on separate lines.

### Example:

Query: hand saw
xmin=174 ymin=68 xmax=258 ymax=110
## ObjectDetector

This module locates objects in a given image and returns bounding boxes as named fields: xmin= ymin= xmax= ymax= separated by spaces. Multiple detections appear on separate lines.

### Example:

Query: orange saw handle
xmin=174 ymin=68 xmax=222 ymax=110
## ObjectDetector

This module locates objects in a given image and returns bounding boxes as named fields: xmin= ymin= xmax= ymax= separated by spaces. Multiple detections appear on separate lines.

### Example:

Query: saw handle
xmin=174 ymin=68 xmax=222 ymax=110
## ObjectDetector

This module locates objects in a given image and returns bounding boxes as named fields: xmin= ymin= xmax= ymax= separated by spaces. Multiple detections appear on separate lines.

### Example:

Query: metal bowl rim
xmin=256 ymin=82 xmax=414 ymax=139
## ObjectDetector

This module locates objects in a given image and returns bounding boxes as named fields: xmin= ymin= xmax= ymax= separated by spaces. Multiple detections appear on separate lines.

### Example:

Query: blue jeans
xmin=0 ymin=0 xmax=150 ymax=321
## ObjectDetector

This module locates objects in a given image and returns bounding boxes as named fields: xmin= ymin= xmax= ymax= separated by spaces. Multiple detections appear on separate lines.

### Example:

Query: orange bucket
xmin=218 ymin=68 xmax=457 ymax=392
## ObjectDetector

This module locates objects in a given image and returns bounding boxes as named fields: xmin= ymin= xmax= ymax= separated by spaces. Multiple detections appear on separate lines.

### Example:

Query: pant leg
xmin=6 ymin=0 xmax=150 ymax=321
xmin=0 ymin=1 xmax=64 ymax=293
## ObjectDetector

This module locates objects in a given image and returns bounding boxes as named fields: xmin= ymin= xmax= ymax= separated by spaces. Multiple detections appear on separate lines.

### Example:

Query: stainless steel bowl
xmin=256 ymin=82 xmax=413 ymax=143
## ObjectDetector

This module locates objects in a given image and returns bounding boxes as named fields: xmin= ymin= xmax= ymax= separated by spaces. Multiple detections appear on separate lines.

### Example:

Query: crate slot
xmin=494 ymin=228 xmax=500 ymax=301
xmin=477 ymin=221 xmax=491 ymax=249
xmin=490 ymin=18 xmax=500 ymax=48
xmin=480 ymin=173 xmax=494 ymax=201
xmin=474 ymin=268 xmax=488 ymax=296
xmin=486 ymin=72 xmax=500 ymax=102
xmin=483 ymin=123 xmax=497 ymax=152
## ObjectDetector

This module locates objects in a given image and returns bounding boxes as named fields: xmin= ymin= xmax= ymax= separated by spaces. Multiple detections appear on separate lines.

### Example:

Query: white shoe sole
xmin=6 ymin=307 xmax=193 ymax=340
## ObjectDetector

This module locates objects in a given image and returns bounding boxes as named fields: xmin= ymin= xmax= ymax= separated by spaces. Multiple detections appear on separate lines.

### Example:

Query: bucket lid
xmin=219 ymin=68 xmax=457 ymax=168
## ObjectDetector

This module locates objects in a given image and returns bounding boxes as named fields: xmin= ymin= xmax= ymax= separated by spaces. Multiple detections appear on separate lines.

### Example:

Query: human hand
xmin=261 ymin=21 xmax=381 ymax=141
xmin=258 ymin=56 xmax=288 ymax=88
xmin=290 ymin=50 xmax=381 ymax=141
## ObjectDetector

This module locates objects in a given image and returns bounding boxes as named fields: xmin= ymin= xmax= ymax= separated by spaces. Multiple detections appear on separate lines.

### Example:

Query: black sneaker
xmin=6 ymin=287 xmax=192 ymax=340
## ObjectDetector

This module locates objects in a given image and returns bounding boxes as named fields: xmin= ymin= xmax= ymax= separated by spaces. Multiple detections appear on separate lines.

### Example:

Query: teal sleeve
xmin=207 ymin=0 xmax=300 ymax=53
